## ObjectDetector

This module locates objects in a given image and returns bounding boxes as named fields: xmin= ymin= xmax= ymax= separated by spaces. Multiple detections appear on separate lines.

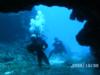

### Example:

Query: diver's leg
xmin=49 ymin=49 xmax=57 ymax=58
xmin=37 ymin=52 xmax=43 ymax=67
xmin=49 ymin=50 xmax=54 ymax=58
xmin=42 ymin=51 xmax=50 ymax=65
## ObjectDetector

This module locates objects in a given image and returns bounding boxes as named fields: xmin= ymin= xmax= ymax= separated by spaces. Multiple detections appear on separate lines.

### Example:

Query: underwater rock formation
xmin=0 ymin=13 xmax=28 ymax=43
xmin=0 ymin=56 xmax=14 ymax=63
xmin=76 ymin=19 xmax=100 ymax=63
xmin=0 ymin=9 xmax=37 ymax=43
xmin=0 ymin=0 xmax=100 ymax=63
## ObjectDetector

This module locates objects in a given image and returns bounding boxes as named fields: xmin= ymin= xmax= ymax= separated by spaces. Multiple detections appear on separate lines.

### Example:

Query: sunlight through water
xmin=29 ymin=5 xmax=91 ymax=65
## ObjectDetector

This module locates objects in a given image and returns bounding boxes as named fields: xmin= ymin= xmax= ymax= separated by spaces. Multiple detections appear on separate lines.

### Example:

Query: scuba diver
xmin=26 ymin=33 xmax=50 ymax=68
xmin=27 ymin=11 xmax=50 ymax=68
xmin=49 ymin=37 xmax=67 ymax=58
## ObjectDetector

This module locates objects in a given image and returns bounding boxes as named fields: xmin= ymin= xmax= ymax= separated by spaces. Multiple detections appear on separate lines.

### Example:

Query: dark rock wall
xmin=0 ymin=13 xmax=27 ymax=42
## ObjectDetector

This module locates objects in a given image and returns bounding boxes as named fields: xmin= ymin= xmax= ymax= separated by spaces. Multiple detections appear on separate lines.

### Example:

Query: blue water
xmin=29 ymin=5 xmax=91 ymax=63
xmin=0 ymin=5 xmax=97 ymax=75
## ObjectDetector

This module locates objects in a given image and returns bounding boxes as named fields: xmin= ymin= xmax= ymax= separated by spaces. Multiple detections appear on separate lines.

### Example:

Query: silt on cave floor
xmin=0 ymin=44 xmax=100 ymax=75
xmin=0 ymin=58 xmax=100 ymax=75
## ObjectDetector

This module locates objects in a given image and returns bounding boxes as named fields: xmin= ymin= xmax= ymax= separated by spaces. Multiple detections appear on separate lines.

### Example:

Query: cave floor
xmin=0 ymin=43 xmax=100 ymax=75
xmin=0 ymin=61 xmax=100 ymax=75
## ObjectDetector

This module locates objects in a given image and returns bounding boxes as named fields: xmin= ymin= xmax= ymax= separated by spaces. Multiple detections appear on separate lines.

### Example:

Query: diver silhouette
xmin=49 ymin=38 xmax=67 ymax=58
xmin=26 ymin=35 xmax=50 ymax=67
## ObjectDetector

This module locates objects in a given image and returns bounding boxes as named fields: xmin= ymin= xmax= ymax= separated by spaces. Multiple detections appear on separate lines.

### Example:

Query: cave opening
xmin=0 ymin=4 xmax=93 ymax=64
xmin=29 ymin=5 xmax=92 ymax=64
xmin=0 ymin=3 xmax=98 ymax=75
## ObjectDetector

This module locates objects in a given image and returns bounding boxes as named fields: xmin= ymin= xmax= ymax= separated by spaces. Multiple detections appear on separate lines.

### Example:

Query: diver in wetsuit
xmin=26 ymin=35 xmax=50 ymax=67
xmin=49 ymin=38 xmax=67 ymax=58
